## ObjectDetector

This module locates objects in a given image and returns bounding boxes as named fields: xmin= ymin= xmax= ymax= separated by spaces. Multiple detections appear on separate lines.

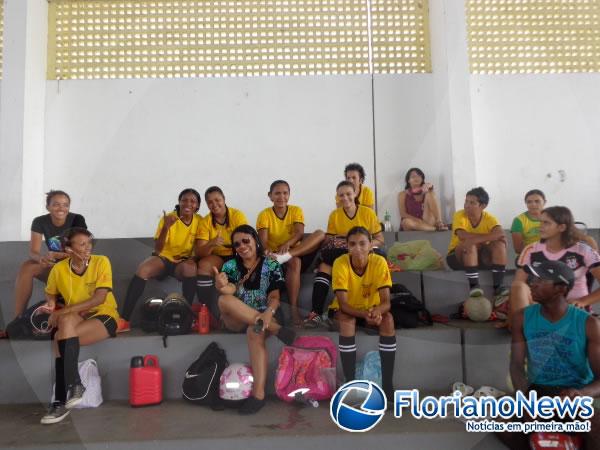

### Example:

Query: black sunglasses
xmin=233 ymin=238 xmax=252 ymax=249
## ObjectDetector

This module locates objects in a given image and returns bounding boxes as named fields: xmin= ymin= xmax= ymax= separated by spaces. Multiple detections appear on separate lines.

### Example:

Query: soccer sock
xmin=59 ymin=337 xmax=81 ymax=387
xmin=196 ymin=275 xmax=219 ymax=319
xmin=491 ymin=265 xmax=506 ymax=291
xmin=54 ymin=357 xmax=66 ymax=404
xmin=379 ymin=335 xmax=397 ymax=396
xmin=339 ymin=335 xmax=357 ymax=382
xmin=182 ymin=276 xmax=197 ymax=305
xmin=311 ymin=272 xmax=332 ymax=315
xmin=120 ymin=275 xmax=147 ymax=321
xmin=465 ymin=267 xmax=479 ymax=289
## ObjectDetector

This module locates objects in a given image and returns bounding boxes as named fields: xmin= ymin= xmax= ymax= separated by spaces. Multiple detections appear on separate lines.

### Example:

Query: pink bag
xmin=275 ymin=336 xmax=337 ymax=403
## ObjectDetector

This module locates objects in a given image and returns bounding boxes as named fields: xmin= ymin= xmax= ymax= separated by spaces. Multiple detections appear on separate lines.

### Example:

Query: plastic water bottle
xmin=199 ymin=304 xmax=210 ymax=334
xmin=383 ymin=210 xmax=392 ymax=232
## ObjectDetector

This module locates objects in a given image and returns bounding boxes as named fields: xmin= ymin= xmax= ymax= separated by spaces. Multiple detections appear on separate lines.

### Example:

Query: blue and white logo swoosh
xmin=330 ymin=380 xmax=387 ymax=432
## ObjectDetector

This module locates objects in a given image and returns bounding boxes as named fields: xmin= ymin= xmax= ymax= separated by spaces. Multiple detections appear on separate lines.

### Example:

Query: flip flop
xmin=451 ymin=382 xmax=474 ymax=397
xmin=473 ymin=385 xmax=506 ymax=399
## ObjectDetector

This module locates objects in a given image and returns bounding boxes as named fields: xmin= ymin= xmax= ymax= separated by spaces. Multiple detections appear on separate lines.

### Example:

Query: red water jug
xmin=199 ymin=303 xmax=210 ymax=334
xmin=129 ymin=355 xmax=162 ymax=407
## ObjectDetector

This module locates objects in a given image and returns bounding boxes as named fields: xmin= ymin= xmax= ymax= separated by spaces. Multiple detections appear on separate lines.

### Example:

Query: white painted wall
xmin=44 ymin=76 xmax=375 ymax=237
xmin=470 ymin=74 xmax=600 ymax=228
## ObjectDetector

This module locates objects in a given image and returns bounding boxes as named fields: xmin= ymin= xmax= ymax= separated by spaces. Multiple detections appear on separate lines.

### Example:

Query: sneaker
xmin=239 ymin=396 xmax=266 ymax=415
xmin=116 ymin=318 xmax=130 ymax=333
xmin=469 ymin=286 xmax=484 ymax=297
xmin=40 ymin=402 xmax=70 ymax=424
xmin=494 ymin=286 xmax=509 ymax=298
xmin=303 ymin=312 xmax=323 ymax=329
xmin=65 ymin=383 xmax=86 ymax=409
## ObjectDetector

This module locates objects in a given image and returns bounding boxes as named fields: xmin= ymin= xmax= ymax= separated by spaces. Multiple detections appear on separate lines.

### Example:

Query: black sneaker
xmin=239 ymin=396 xmax=266 ymax=415
xmin=65 ymin=383 xmax=86 ymax=409
xmin=40 ymin=402 xmax=70 ymax=424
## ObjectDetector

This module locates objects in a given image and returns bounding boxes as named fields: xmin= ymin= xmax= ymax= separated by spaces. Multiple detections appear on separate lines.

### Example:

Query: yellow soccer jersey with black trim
xmin=45 ymin=255 xmax=119 ymax=321
xmin=326 ymin=205 xmax=381 ymax=237
xmin=256 ymin=206 xmax=304 ymax=252
xmin=154 ymin=212 xmax=202 ymax=262
xmin=447 ymin=210 xmax=501 ymax=254
xmin=196 ymin=207 xmax=248 ymax=256
xmin=330 ymin=253 xmax=392 ymax=311
xmin=335 ymin=185 xmax=375 ymax=209
xmin=511 ymin=212 xmax=541 ymax=248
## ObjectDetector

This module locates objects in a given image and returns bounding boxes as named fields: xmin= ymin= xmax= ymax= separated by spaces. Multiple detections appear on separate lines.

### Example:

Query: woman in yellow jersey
xmin=510 ymin=189 xmax=546 ymax=255
xmin=119 ymin=189 xmax=201 ymax=331
xmin=446 ymin=187 xmax=508 ymax=301
xmin=256 ymin=180 xmax=325 ymax=325
xmin=195 ymin=186 xmax=248 ymax=319
xmin=335 ymin=163 xmax=375 ymax=209
xmin=40 ymin=228 xmax=119 ymax=425
xmin=304 ymin=180 xmax=384 ymax=328
xmin=329 ymin=226 xmax=396 ymax=400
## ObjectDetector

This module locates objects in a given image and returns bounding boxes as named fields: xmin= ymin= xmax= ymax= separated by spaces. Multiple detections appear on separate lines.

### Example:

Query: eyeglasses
xmin=233 ymin=238 xmax=252 ymax=248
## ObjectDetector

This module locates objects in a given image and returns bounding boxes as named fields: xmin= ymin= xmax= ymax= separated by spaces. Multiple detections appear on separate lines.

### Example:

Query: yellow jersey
xmin=154 ymin=212 xmax=202 ymax=262
xmin=196 ymin=207 xmax=248 ymax=256
xmin=326 ymin=205 xmax=381 ymax=237
xmin=330 ymin=253 xmax=392 ymax=311
xmin=447 ymin=210 xmax=501 ymax=254
xmin=256 ymin=205 xmax=304 ymax=252
xmin=45 ymin=255 xmax=119 ymax=321
xmin=511 ymin=212 xmax=541 ymax=248
xmin=335 ymin=184 xmax=375 ymax=209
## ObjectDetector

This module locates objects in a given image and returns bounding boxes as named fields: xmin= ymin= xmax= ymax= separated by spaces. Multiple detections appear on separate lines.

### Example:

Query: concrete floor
xmin=0 ymin=399 xmax=507 ymax=450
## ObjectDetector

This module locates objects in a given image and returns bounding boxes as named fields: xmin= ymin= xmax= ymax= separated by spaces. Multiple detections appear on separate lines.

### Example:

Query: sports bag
xmin=182 ymin=342 xmax=228 ymax=410
xmin=356 ymin=351 xmax=382 ymax=386
xmin=140 ymin=297 xmax=164 ymax=333
xmin=158 ymin=293 xmax=193 ymax=347
xmin=387 ymin=240 xmax=444 ymax=271
xmin=275 ymin=336 xmax=336 ymax=403
xmin=52 ymin=359 xmax=103 ymax=408
xmin=390 ymin=284 xmax=432 ymax=328
xmin=6 ymin=300 xmax=54 ymax=340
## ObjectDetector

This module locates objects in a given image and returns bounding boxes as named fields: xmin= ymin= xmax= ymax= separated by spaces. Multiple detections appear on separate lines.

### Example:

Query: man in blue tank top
xmin=507 ymin=260 xmax=600 ymax=449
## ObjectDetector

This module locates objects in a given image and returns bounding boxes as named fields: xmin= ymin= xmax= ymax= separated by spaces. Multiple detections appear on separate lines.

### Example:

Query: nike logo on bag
xmin=184 ymin=372 xmax=198 ymax=379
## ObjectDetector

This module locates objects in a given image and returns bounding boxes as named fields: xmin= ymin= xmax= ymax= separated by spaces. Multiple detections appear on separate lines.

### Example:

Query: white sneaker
xmin=275 ymin=252 xmax=292 ymax=264
xmin=40 ymin=402 xmax=70 ymax=424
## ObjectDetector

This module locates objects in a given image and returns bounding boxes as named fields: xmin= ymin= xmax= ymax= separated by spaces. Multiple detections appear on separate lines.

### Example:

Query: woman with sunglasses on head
xmin=118 ymin=189 xmax=202 ymax=331
xmin=215 ymin=225 xmax=296 ymax=415
xmin=510 ymin=206 xmax=600 ymax=325
xmin=304 ymin=180 xmax=384 ymax=328
xmin=256 ymin=180 xmax=325 ymax=325
xmin=398 ymin=168 xmax=447 ymax=231
xmin=13 ymin=190 xmax=87 ymax=319
xmin=40 ymin=227 xmax=119 ymax=424
xmin=195 ymin=186 xmax=248 ymax=320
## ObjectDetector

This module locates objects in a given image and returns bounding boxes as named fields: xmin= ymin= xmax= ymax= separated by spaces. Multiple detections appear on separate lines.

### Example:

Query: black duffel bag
xmin=389 ymin=284 xmax=432 ymax=329
xmin=182 ymin=342 xmax=228 ymax=410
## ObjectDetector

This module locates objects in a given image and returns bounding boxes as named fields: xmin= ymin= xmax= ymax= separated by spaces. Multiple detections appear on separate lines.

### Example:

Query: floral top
xmin=221 ymin=257 xmax=285 ymax=311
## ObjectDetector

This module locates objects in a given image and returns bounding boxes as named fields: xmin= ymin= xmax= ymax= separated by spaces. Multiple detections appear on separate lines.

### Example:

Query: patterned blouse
xmin=221 ymin=256 xmax=285 ymax=311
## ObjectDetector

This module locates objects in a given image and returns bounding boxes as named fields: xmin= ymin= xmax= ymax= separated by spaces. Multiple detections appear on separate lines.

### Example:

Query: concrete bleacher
xmin=1 ymin=229 xmax=598 ymax=406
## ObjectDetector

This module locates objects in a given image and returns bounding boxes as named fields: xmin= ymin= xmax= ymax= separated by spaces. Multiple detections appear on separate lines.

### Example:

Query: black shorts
xmin=446 ymin=250 xmax=492 ymax=270
xmin=91 ymin=315 xmax=118 ymax=338
xmin=156 ymin=256 xmax=179 ymax=279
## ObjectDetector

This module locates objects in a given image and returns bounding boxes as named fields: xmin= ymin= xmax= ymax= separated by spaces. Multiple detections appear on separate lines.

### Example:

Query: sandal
xmin=473 ymin=386 xmax=506 ymax=399
xmin=451 ymin=382 xmax=474 ymax=397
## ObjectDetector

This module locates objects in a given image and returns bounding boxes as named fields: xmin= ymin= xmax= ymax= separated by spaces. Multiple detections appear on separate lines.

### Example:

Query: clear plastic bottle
xmin=383 ymin=210 xmax=392 ymax=232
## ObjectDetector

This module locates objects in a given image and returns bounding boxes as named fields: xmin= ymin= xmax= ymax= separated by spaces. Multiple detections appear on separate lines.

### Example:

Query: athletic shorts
xmin=446 ymin=250 xmax=492 ymax=270
xmin=90 ymin=314 xmax=118 ymax=338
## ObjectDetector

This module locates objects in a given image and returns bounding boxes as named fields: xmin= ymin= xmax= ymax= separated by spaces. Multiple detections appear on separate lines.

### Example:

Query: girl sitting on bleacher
xmin=511 ymin=206 xmax=600 ymax=322
xmin=13 ymin=190 xmax=87 ymax=318
xmin=398 ymin=167 xmax=447 ymax=231
xmin=256 ymin=180 xmax=325 ymax=325
xmin=195 ymin=186 xmax=248 ymax=320
xmin=304 ymin=180 xmax=384 ymax=328
xmin=510 ymin=189 xmax=546 ymax=255
xmin=119 ymin=188 xmax=202 ymax=331
xmin=214 ymin=225 xmax=295 ymax=415
xmin=41 ymin=227 xmax=119 ymax=424
xmin=335 ymin=162 xmax=375 ymax=209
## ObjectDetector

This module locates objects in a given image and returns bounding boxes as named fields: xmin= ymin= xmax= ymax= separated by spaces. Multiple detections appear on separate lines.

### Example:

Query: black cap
xmin=524 ymin=261 xmax=575 ymax=289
